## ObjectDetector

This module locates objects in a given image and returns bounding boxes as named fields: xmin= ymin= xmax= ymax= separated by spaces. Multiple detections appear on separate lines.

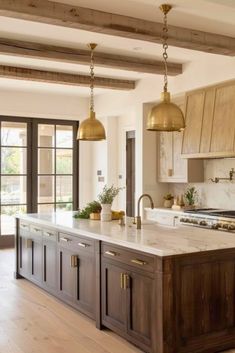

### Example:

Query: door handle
xmin=78 ymin=242 xmax=89 ymax=248
xmin=120 ymin=273 xmax=124 ymax=289
xmin=26 ymin=239 xmax=33 ymax=248
xmin=60 ymin=237 xmax=71 ymax=242
xmin=44 ymin=231 xmax=54 ymax=237
xmin=32 ymin=227 xmax=41 ymax=233
xmin=131 ymin=259 xmax=147 ymax=266
xmin=105 ymin=250 xmax=117 ymax=257
xmin=70 ymin=255 xmax=78 ymax=268
xmin=123 ymin=274 xmax=129 ymax=289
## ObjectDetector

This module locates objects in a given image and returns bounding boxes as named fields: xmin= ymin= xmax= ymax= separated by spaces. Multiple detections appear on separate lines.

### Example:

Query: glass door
xmin=36 ymin=123 xmax=77 ymax=213
xmin=0 ymin=121 xmax=28 ymax=238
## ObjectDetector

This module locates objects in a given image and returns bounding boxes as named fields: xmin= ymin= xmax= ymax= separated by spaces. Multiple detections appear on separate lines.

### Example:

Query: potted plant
xmin=163 ymin=193 xmax=174 ymax=208
xmin=98 ymin=185 xmax=122 ymax=222
xmin=74 ymin=200 xmax=102 ymax=220
xmin=184 ymin=187 xmax=198 ymax=209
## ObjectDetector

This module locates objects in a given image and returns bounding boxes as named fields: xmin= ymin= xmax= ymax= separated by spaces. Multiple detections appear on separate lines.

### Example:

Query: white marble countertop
xmin=16 ymin=212 xmax=235 ymax=257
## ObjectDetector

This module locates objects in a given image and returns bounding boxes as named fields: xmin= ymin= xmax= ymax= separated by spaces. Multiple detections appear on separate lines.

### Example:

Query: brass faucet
xmin=136 ymin=194 xmax=154 ymax=230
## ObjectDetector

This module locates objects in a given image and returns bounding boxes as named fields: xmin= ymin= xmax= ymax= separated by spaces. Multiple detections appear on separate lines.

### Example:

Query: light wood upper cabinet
xmin=182 ymin=80 xmax=235 ymax=158
xmin=158 ymin=98 xmax=204 ymax=183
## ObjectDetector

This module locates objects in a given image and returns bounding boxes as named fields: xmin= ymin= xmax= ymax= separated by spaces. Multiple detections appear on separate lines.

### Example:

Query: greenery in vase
xmin=184 ymin=187 xmax=198 ymax=206
xmin=74 ymin=200 xmax=101 ymax=219
xmin=163 ymin=193 xmax=174 ymax=201
xmin=98 ymin=184 xmax=123 ymax=205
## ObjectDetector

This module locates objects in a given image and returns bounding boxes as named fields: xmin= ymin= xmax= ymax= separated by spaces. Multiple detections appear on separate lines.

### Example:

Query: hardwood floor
xmin=0 ymin=249 xmax=235 ymax=353
xmin=0 ymin=249 xmax=142 ymax=353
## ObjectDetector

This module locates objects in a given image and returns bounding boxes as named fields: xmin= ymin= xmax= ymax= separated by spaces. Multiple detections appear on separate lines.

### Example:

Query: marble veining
xmin=16 ymin=212 xmax=235 ymax=257
xmin=169 ymin=159 xmax=235 ymax=209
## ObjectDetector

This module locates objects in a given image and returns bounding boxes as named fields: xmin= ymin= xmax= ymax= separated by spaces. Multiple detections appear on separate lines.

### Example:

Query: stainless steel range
xmin=180 ymin=208 xmax=235 ymax=232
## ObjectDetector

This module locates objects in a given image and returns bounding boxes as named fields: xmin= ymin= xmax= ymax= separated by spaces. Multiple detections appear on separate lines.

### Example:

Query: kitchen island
xmin=15 ymin=212 xmax=235 ymax=353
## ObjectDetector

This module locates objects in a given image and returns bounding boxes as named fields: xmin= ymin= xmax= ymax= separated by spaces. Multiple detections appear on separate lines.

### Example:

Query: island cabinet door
xmin=58 ymin=246 xmax=77 ymax=304
xmin=102 ymin=262 xmax=127 ymax=333
xmin=18 ymin=231 xmax=31 ymax=279
xmin=126 ymin=271 xmax=154 ymax=348
xmin=42 ymin=234 xmax=57 ymax=293
xmin=29 ymin=225 xmax=43 ymax=286
xmin=74 ymin=251 xmax=96 ymax=319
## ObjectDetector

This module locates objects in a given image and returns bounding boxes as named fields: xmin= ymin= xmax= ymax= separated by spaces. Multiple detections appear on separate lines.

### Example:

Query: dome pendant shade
xmin=147 ymin=92 xmax=185 ymax=132
xmin=77 ymin=111 xmax=106 ymax=141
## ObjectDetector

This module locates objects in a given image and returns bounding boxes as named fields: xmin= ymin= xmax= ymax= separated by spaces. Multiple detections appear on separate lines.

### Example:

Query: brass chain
xmin=162 ymin=11 xmax=168 ymax=92
xmin=90 ymin=48 xmax=95 ymax=112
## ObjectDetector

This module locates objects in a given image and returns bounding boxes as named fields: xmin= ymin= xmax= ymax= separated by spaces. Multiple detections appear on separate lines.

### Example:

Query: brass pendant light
xmin=147 ymin=4 xmax=185 ymax=132
xmin=77 ymin=43 xmax=106 ymax=141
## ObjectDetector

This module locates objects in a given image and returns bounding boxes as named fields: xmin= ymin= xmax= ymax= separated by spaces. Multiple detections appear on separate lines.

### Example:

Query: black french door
xmin=0 ymin=116 xmax=79 ymax=248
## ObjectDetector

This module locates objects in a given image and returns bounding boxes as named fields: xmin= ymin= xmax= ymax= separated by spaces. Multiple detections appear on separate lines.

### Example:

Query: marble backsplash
xmin=168 ymin=159 xmax=235 ymax=209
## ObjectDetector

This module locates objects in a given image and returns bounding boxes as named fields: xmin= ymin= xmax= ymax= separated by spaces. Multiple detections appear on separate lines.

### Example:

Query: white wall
xmin=0 ymin=88 xmax=91 ymax=208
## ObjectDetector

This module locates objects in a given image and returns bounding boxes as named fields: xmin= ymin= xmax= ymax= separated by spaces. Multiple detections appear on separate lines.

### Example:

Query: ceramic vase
xmin=101 ymin=204 xmax=112 ymax=222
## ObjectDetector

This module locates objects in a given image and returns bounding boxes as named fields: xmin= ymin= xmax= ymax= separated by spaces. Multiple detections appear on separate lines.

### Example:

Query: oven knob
xmin=228 ymin=224 xmax=235 ymax=231
xmin=199 ymin=220 xmax=208 ymax=226
xmin=212 ymin=223 xmax=220 ymax=229
xmin=180 ymin=218 xmax=186 ymax=222
xmin=192 ymin=219 xmax=198 ymax=225
xmin=222 ymin=223 xmax=229 ymax=229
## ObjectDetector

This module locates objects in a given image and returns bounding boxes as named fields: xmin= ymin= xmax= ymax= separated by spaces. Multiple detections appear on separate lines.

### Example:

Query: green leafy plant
xmin=184 ymin=187 xmax=198 ymax=206
xmin=163 ymin=193 xmax=174 ymax=201
xmin=74 ymin=200 xmax=101 ymax=219
xmin=98 ymin=184 xmax=123 ymax=204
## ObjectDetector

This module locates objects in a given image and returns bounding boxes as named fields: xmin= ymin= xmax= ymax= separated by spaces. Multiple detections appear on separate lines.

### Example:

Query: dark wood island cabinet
xmin=15 ymin=216 xmax=235 ymax=353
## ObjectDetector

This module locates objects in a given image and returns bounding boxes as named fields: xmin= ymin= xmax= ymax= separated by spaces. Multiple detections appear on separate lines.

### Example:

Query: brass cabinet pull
xmin=123 ymin=274 xmax=129 ymax=289
xmin=21 ymin=224 xmax=28 ymax=228
xmin=105 ymin=250 xmax=117 ymax=257
xmin=120 ymin=273 xmax=124 ymax=289
xmin=70 ymin=255 xmax=78 ymax=268
xmin=44 ymin=231 xmax=54 ymax=237
xmin=78 ymin=242 xmax=89 ymax=248
xmin=60 ymin=237 xmax=71 ymax=242
xmin=26 ymin=239 xmax=33 ymax=248
xmin=33 ymin=227 xmax=41 ymax=233
xmin=131 ymin=259 xmax=147 ymax=266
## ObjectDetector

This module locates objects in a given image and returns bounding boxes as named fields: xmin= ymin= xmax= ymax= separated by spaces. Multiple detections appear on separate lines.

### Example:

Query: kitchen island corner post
xmin=14 ymin=217 xmax=23 ymax=279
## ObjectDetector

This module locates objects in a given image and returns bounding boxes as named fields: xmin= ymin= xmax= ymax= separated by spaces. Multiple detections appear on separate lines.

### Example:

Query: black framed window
xmin=0 ymin=116 xmax=79 ymax=244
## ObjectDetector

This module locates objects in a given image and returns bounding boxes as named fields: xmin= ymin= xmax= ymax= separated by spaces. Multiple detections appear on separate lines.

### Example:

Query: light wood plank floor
xmin=0 ymin=249 xmax=234 ymax=353
xmin=0 ymin=249 xmax=142 ymax=353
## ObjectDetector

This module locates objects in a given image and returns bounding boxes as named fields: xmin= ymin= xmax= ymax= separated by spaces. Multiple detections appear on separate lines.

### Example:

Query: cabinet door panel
xmin=76 ymin=254 xmax=95 ymax=318
xmin=158 ymin=132 xmax=173 ymax=181
xmin=43 ymin=241 xmax=57 ymax=292
xmin=200 ymin=89 xmax=215 ymax=153
xmin=102 ymin=263 xmax=126 ymax=331
xmin=18 ymin=235 xmax=31 ymax=279
xmin=172 ymin=131 xmax=187 ymax=181
xmin=127 ymin=272 xmax=153 ymax=346
xmin=31 ymin=239 xmax=43 ymax=285
xmin=58 ymin=247 xmax=76 ymax=303
xmin=182 ymin=92 xmax=205 ymax=154
xmin=210 ymin=84 xmax=235 ymax=153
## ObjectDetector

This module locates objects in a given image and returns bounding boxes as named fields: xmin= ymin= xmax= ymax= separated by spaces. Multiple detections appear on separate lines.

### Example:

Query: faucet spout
xmin=136 ymin=194 xmax=154 ymax=230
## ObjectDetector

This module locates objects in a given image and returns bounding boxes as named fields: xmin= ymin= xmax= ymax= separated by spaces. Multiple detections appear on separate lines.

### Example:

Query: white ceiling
xmin=0 ymin=0 xmax=234 ymax=95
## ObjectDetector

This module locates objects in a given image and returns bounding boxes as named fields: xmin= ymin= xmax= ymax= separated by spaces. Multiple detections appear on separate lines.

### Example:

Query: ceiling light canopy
xmin=147 ymin=4 xmax=185 ymax=132
xmin=77 ymin=43 xmax=106 ymax=141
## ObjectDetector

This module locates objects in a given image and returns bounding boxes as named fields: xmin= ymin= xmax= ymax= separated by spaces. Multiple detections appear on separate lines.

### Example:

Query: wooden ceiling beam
xmin=0 ymin=0 xmax=234 ymax=56
xmin=0 ymin=65 xmax=136 ymax=90
xmin=0 ymin=37 xmax=182 ymax=76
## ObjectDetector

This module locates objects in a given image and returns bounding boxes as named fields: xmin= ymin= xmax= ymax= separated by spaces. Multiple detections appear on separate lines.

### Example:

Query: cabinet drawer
xmin=42 ymin=229 xmax=57 ymax=242
xmin=30 ymin=225 xmax=43 ymax=236
xmin=58 ymin=233 xmax=94 ymax=253
xmin=102 ymin=243 xmax=154 ymax=273
xmin=19 ymin=221 xmax=30 ymax=235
